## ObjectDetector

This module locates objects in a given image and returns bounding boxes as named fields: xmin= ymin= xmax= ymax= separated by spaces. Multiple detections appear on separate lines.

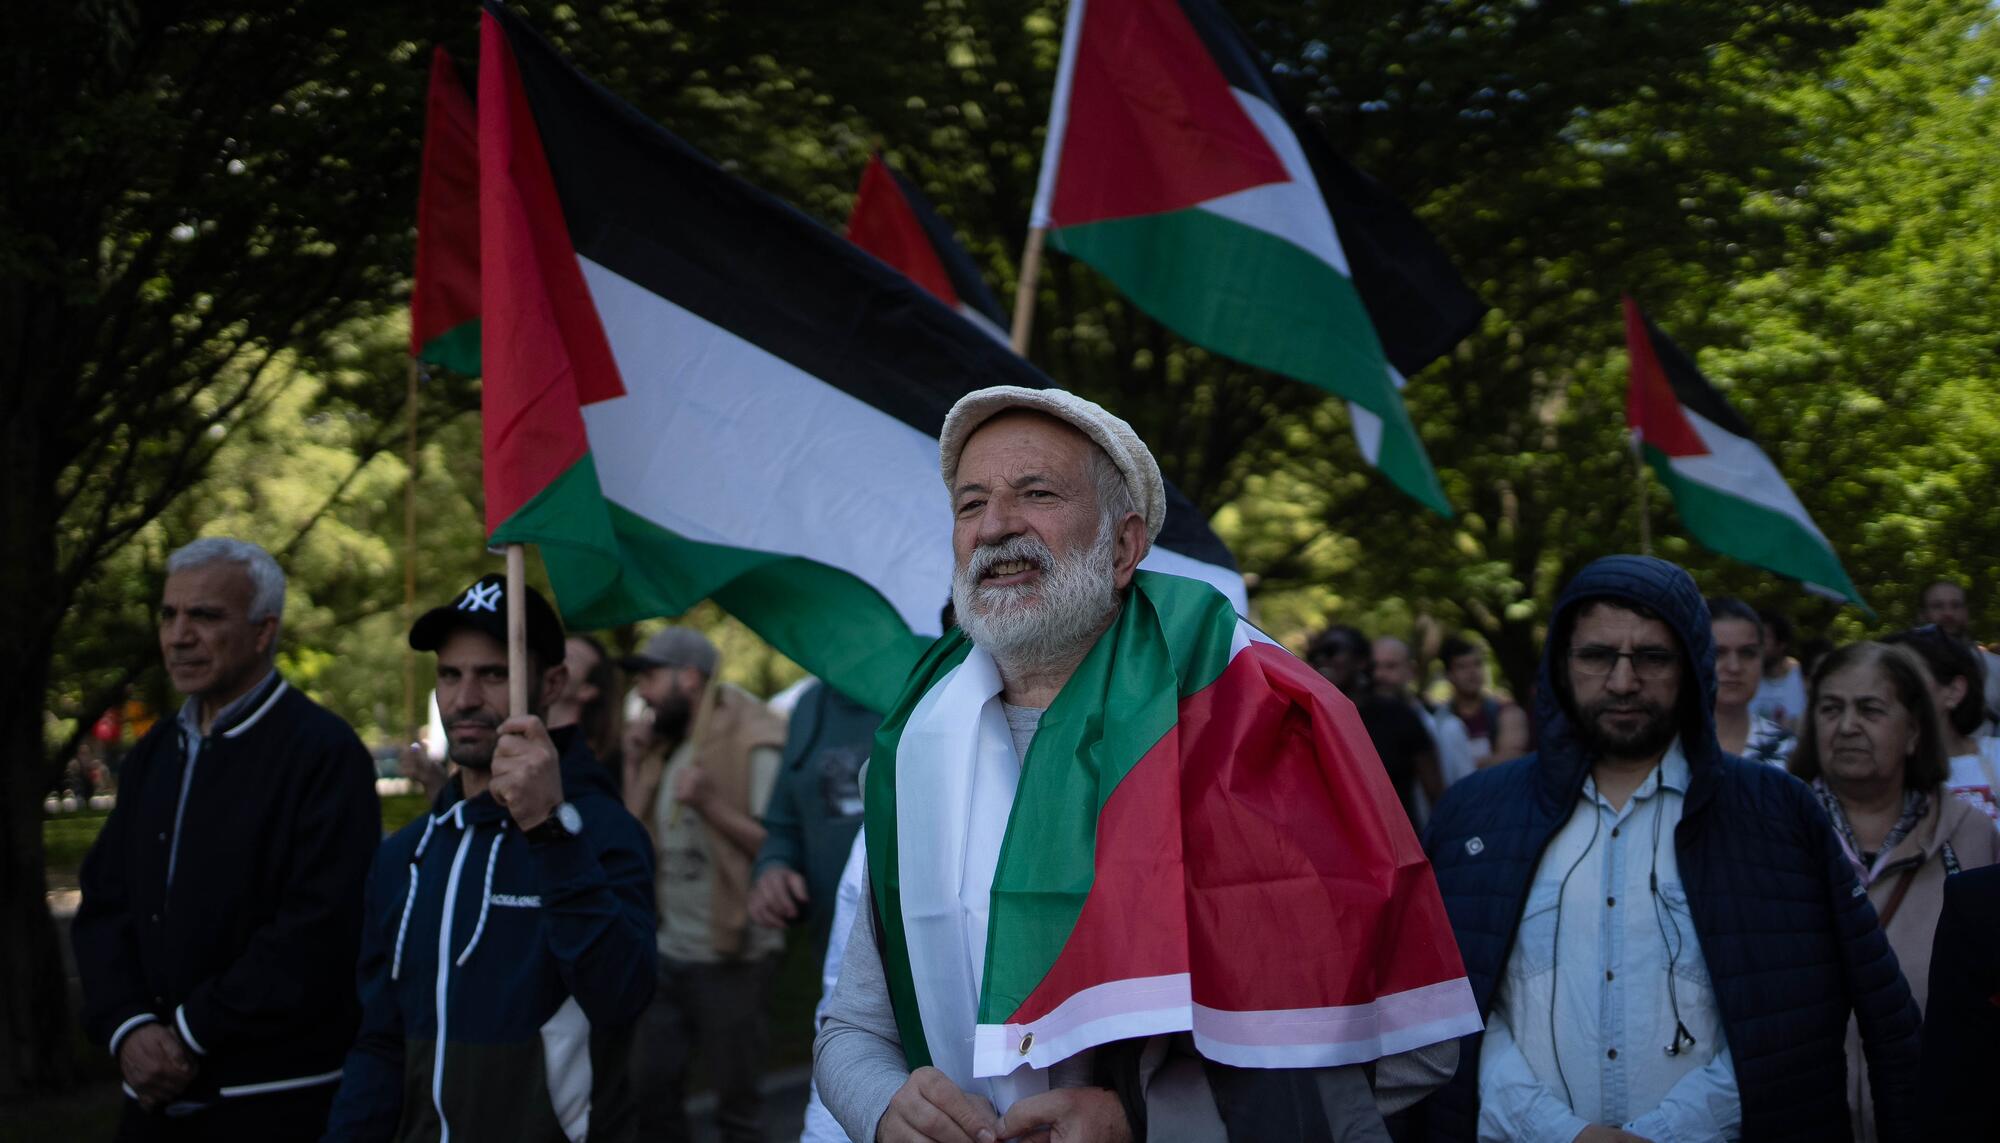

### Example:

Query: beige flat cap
xmin=939 ymin=385 xmax=1165 ymax=542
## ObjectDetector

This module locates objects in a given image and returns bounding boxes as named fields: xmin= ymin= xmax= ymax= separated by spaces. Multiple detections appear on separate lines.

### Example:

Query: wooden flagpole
xmin=1630 ymin=430 xmax=1653 ymax=557
xmin=1009 ymin=226 xmax=1048 ymax=356
xmin=506 ymin=543 xmax=529 ymax=717
xmin=403 ymin=357 xmax=420 ymax=742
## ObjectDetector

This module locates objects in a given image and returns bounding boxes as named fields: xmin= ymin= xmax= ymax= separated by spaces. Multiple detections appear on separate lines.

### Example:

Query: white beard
xmin=952 ymin=524 xmax=1118 ymax=674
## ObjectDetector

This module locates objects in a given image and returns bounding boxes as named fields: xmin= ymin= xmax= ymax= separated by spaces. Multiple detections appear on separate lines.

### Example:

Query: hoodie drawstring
xmin=455 ymin=832 xmax=505 ymax=967
xmin=390 ymin=812 xmax=446 ymax=981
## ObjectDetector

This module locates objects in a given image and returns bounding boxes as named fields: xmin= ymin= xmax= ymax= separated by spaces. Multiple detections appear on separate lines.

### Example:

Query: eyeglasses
xmin=1569 ymin=645 xmax=1680 ymax=681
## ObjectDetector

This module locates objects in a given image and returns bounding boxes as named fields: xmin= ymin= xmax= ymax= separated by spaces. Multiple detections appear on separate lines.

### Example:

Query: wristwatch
xmin=526 ymin=801 xmax=583 ymax=844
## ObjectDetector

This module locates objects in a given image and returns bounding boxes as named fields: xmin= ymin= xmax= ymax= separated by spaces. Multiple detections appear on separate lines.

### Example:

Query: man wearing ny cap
xmin=620 ymin=626 xmax=789 ymax=1143
xmin=322 ymin=574 xmax=656 ymax=1142
xmin=814 ymin=387 xmax=1476 ymax=1143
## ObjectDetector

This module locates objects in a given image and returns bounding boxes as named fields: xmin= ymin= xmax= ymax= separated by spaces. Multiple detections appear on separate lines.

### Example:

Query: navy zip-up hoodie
xmin=74 ymin=672 xmax=380 ymax=1109
xmin=322 ymin=727 xmax=656 ymax=1143
xmin=1413 ymin=556 xmax=1921 ymax=1141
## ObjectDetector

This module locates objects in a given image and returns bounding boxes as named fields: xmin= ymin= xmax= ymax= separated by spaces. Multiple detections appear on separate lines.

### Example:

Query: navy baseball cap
xmin=409 ymin=573 xmax=566 ymax=666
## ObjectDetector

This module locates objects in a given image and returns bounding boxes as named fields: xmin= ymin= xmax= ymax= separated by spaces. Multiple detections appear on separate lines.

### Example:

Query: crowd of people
xmin=68 ymin=386 xmax=2000 ymax=1143
xmin=1311 ymin=583 xmax=2000 ymax=839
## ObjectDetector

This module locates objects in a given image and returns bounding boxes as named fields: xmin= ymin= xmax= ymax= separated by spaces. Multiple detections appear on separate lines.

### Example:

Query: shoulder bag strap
xmin=1875 ymin=863 xmax=1922 ymax=930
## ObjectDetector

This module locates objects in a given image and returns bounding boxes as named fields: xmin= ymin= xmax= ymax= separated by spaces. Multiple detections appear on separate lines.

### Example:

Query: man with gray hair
xmin=814 ymin=388 xmax=1478 ymax=1143
xmin=73 ymin=537 xmax=380 ymax=1140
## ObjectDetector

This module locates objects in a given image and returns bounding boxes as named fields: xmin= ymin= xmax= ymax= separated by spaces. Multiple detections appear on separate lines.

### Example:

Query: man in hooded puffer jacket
xmin=1410 ymin=556 xmax=1922 ymax=1143
xmin=323 ymin=575 xmax=657 ymax=1142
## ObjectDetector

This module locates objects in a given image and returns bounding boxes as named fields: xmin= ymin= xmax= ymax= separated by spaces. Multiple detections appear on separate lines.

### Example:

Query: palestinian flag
xmin=868 ymin=572 xmax=1480 ymax=1087
xmin=411 ymin=46 xmax=481 ymax=375
xmin=1624 ymin=297 xmax=1865 ymax=606
xmin=476 ymin=5 xmax=1247 ymax=714
xmin=1030 ymin=0 xmax=1484 ymax=515
xmin=847 ymin=153 xmax=1009 ymax=343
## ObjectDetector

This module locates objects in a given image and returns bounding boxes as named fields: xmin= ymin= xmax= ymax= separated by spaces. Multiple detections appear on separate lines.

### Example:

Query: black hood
xmin=1535 ymin=555 xmax=1721 ymax=790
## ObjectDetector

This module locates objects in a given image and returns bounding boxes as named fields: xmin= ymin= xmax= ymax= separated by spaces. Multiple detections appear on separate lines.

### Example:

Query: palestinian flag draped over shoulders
xmin=847 ymin=154 xmax=1009 ymax=343
xmin=1624 ymin=297 xmax=1865 ymax=607
xmin=1030 ymin=0 xmax=1484 ymax=515
xmin=475 ymin=4 xmax=1246 ymax=713
xmin=868 ymin=572 xmax=1480 ymax=1082
xmin=411 ymin=46 xmax=481 ymax=375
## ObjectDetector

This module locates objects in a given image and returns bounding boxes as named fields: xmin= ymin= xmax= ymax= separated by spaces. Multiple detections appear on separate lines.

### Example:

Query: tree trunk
xmin=0 ymin=683 xmax=71 ymax=1099
xmin=1491 ymin=616 xmax=1544 ymax=721
xmin=0 ymin=420 xmax=75 ymax=1098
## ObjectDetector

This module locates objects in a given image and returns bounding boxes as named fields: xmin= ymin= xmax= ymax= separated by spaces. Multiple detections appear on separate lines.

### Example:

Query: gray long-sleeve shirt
xmin=812 ymin=875 xmax=1457 ymax=1142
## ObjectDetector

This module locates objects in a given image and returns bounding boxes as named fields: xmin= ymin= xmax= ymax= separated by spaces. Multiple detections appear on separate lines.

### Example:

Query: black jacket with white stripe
xmin=74 ymin=671 xmax=380 ymax=1109
xmin=321 ymin=727 xmax=656 ymax=1142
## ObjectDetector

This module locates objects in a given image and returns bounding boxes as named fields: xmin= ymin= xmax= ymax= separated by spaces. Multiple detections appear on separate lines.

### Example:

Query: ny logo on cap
xmin=459 ymin=581 xmax=502 ymax=613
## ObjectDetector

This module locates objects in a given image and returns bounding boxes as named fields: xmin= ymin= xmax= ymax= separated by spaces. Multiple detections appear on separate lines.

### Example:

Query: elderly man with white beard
xmin=813 ymin=387 xmax=1480 ymax=1143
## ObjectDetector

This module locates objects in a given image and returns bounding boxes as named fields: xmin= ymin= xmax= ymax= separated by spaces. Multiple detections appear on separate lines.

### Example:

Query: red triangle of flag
xmin=1624 ymin=296 xmax=1708 ymax=458
xmin=1048 ymin=0 xmax=1290 ymax=227
xmin=478 ymin=10 xmax=626 ymax=536
xmin=411 ymin=47 xmax=480 ymax=357
xmin=847 ymin=154 xmax=963 ymax=309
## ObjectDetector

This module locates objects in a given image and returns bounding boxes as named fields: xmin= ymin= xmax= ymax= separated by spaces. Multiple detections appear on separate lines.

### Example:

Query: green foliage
xmin=33 ymin=0 xmax=2000 ymax=742
xmin=4 ymin=2 xmax=488 ymax=1090
xmin=39 ymin=811 xmax=111 ymax=885
xmin=380 ymin=793 xmax=433 ymax=835
xmin=1703 ymin=0 xmax=2000 ymax=641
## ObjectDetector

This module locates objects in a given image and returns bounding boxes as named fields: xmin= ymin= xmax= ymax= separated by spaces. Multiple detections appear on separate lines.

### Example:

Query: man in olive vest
xmin=621 ymin=627 xmax=787 ymax=1143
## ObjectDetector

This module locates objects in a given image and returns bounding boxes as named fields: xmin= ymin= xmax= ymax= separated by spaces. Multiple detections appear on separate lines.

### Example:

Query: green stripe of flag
xmin=1642 ymin=445 xmax=1865 ymax=606
xmin=1052 ymin=208 xmax=1447 ymax=513
xmin=493 ymin=454 xmax=930 ymax=712
xmin=417 ymin=318 xmax=482 ymax=376
xmin=866 ymin=632 xmax=976 ymax=1068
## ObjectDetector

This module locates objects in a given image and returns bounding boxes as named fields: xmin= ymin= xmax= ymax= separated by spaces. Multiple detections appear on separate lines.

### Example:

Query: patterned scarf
xmin=1812 ymin=778 xmax=1927 ymax=885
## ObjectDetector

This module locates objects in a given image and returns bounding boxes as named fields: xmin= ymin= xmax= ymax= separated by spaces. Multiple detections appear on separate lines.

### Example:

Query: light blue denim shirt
xmin=1478 ymin=741 xmax=1741 ymax=1143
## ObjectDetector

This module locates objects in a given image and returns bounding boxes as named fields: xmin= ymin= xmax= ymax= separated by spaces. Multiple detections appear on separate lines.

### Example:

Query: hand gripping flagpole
xmin=1009 ymin=226 xmax=1048 ymax=355
xmin=506 ymin=543 xmax=529 ymax=717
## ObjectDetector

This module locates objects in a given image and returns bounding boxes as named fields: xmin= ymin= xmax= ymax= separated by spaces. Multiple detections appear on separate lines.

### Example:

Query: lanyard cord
xmin=1647 ymin=797 xmax=1697 ymax=1057
xmin=1548 ymin=808 xmax=1602 ymax=1109
xmin=1549 ymin=784 xmax=1695 ymax=1112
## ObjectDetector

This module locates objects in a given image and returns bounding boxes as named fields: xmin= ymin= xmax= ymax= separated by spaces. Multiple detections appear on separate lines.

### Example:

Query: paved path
xmin=685 ymin=1064 xmax=814 ymax=1143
